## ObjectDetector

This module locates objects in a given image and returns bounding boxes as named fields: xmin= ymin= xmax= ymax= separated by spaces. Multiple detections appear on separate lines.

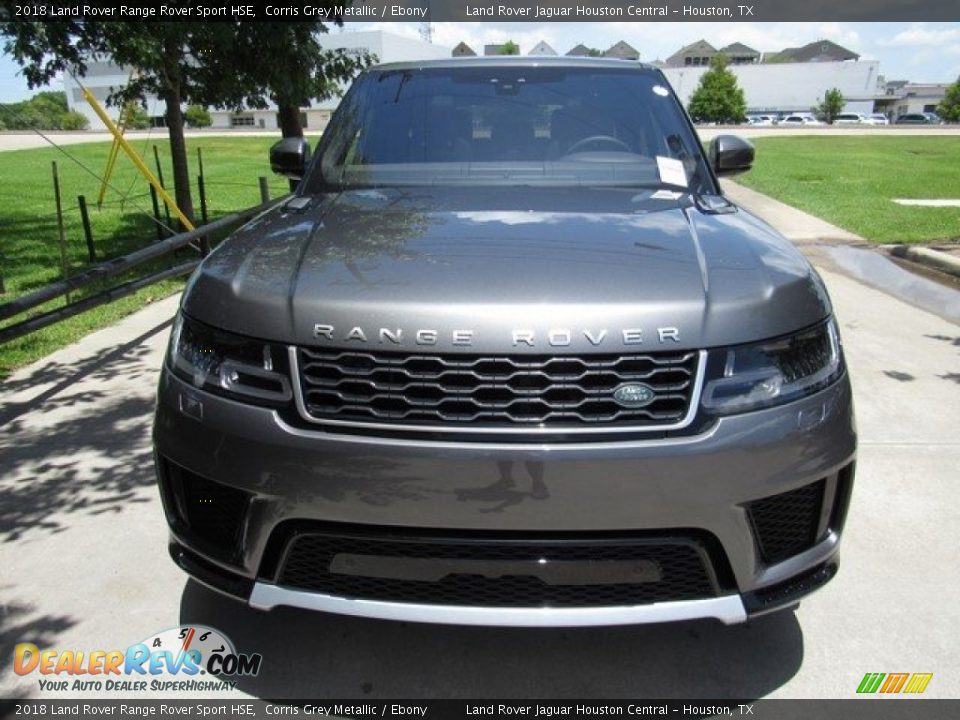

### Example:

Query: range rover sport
xmin=153 ymin=57 xmax=856 ymax=626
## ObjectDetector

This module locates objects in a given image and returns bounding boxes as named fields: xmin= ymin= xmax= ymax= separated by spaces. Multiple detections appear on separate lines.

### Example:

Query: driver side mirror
xmin=270 ymin=137 xmax=312 ymax=180
xmin=709 ymin=135 xmax=754 ymax=176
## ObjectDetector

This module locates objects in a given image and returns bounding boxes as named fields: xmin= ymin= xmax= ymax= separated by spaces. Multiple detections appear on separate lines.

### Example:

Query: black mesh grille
xmin=747 ymin=480 xmax=825 ymax=564
xmin=275 ymin=531 xmax=717 ymax=608
xmin=297 ymin=348 xmax=698 ymax=428
xmin=165 ymin=462 xmax=250 ymax=559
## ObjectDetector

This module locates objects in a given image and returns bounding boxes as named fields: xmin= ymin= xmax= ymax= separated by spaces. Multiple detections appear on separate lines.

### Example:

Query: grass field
xmin=0 ymin=135 xmax=319 ymax=378
xmin=735 ymin=135 xmax=960 ymax=244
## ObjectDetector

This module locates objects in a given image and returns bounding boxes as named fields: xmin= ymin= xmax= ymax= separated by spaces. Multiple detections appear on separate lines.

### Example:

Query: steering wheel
xmin=565 ymin=135 xmax=632 ymax=155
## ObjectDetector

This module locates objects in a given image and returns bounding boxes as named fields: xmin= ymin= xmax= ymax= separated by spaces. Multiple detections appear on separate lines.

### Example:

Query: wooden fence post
xmin=153 ymin=144 xmax=172 ymax=230
xmin=196 ymin=148 xmax=210 ymax=256
xmin=77 ymin=195 xmax=96 ymax=262
xmin=149 ymin=185 xmax=165 ymax=241
xmin=52 ymin=161 xmax=71 ymax=303
xmin=259 ymin=176 xmax=270 ymax=204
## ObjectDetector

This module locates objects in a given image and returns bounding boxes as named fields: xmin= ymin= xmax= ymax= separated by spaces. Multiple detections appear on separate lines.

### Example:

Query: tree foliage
xmin=225 ymin=20 xmax=373 ymax=140
xmin=60 ymin=109 xmax=89 ymax=130
xmin=0 ymin=90 xmax=74 ymax=129
xmin=814 ymin=88 xmax=845 ymax=124
xmin=687 ymin=54 xmax=747 ymax=124
xmin=937 ymin=77 xmax=960 ymax=123
xmin=125 ymin=104 xmax=151 ymax=130
xmin=184 ymin=104 xmax=212 ymax=128
xmin=498 ymin=41 xmax=521 ymax=55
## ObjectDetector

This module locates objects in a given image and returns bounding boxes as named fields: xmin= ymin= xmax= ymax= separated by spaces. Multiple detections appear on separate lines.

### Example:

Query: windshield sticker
xmin=656 ymin=156 xmax=688 ymax=188
xmin=650 ymin=189 xmax=684 ymax=200
xmin=652 ymin=85 xmax=670 ymax=97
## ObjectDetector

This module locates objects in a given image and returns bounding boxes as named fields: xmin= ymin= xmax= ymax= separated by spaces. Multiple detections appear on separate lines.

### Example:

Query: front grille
xmin=160 ymin=459 xmax=251 ymax=560
xmin=747 ymin=480 xmax=826 ymax=564
xmin=274 ymin=531 xmax=718 ymax=608
xmin=296 ymin=348 xmax=699 ymax=429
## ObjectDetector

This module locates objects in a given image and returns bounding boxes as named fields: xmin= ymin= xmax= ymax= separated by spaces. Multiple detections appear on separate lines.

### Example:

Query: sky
xmin=2 ymin=21 xmax=959 ymax=103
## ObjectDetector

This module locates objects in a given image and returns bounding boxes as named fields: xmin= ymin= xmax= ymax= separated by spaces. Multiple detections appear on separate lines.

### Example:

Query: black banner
xmin=2 ymin=700 xmax=960 ymax=719
xmin=1 ymin=0 xmax=957 ymax=23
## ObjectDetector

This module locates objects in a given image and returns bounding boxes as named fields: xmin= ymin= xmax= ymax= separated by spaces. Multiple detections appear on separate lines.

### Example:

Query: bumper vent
xmin=273 ymin=530 xmax=718 ymax=608
xmin=296 ymin=348 xmax=699 ymax=430
xmin=159 ymin=458 xmax=250 ymax=561
xmin=747 ymin=480 xmax=826 ymax=564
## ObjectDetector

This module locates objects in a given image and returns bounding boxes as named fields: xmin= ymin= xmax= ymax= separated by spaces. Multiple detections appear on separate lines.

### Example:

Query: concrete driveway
xmin=1 ymin=193 xmax=958 ymax=700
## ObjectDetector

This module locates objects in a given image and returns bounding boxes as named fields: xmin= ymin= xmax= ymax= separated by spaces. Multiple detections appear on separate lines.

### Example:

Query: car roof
xmin=368 ymin=56 xmax=659 ymax=73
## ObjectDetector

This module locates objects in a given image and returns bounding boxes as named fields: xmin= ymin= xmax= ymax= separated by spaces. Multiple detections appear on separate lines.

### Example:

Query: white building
xmin=63 ymin=61 xmax=167 ymax=129
xmin=528 ymin=41 xmax=558 ymax=57
xmin=890 ymin=82 xmax=949 ymax=117
xmin=662 ymin=60 xmax=882 ymax=115
xmin=63 ymin=30 xmax=450 ymax=132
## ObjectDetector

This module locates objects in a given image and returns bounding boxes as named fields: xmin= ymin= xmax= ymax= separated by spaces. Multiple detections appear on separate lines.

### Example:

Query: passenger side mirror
xmin=270 ymin=137 xmax=312 ymax=180
xmin=709 ymin=135 xmax=754 ymax=176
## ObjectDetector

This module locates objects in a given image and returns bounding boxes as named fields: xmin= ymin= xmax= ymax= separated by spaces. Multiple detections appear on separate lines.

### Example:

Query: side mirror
xmin=270 ymin=137 xmax=312 ymax=180
xmin=709 ymin=135 xmax=754 ymax=176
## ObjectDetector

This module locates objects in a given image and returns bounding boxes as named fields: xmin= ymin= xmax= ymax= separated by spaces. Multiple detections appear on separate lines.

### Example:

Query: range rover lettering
xmin=153 ymin=58 xmax=856 ymax=627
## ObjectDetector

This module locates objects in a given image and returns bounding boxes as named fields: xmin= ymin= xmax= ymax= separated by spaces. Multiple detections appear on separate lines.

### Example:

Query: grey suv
xmin=154 ymin=58 xmax=856 ymax=627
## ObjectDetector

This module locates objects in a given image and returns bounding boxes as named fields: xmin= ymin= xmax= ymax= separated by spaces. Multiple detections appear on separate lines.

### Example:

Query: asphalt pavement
xmin=0 ymin=188 xmax=958 ymax=700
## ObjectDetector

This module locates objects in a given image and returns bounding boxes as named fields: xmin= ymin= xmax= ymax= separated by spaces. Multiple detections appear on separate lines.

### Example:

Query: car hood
xmin=182 ymin=187 xmax=830 ymax=353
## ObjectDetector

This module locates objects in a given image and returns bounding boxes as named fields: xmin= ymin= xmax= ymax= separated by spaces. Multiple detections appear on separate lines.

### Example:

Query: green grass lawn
xmin=735 ymin=136 xmax=960 ymax=244
xmin=0 ymin=135 xmax=318 ymax=379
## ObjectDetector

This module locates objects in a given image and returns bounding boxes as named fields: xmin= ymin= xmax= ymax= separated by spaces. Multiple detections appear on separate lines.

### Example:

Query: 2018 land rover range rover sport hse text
xmin=153 ymin=58 xmax=856 ymax=627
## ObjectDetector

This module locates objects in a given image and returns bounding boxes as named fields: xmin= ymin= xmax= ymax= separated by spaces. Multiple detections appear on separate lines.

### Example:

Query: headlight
xmin=168 ymin=313 xmax=292 ymax=405
xmin=701 ymin=319 xmax=842 ymax=414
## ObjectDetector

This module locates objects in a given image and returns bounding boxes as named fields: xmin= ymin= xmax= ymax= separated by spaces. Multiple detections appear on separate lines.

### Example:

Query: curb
xmin=890 ymin=246 xmax=960 ymax=279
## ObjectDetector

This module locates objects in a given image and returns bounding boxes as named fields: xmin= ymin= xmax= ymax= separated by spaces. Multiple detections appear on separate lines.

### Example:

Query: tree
xmin=2 ymin=22 xmax=225 ymax=226
xmin=586 ymin=48 xmax=604 ymax=57
xmin=224 ymin=19 xmax=373 ymax=190
xmin=498 ymin=41 xmax=521 ymax=56
xmin=0 ymin=90 xmax=71 ymax=129
xmin=227 ymin=20 xmax=373 ymax=141
xmin=60 ymin=109 xmax=89 ymax=130
xmin=937 ymin=77 xmax=960 ymax=123
xmin=687 ymin=54 xmax=747 ymax=124
xmin=184 ymin=104 xmax=212 ymax=129
xmin=814 ymin=88 xmax=845 ymax=124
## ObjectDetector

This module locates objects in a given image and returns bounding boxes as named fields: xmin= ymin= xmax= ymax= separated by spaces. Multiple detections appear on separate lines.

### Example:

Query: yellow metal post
xmin=79 ymin=81 xmax=194 ymax=231
xmin=97 ymin=104 xmax=126 ymax=208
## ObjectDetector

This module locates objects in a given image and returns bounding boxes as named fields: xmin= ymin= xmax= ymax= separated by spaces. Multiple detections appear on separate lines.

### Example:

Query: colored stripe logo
xmin=857 ymin=672 xmax=933 ymax=694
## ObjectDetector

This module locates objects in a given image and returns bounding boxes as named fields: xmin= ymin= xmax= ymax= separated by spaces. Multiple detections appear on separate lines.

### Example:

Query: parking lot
xmin=1 ymin=177 xmax=958 ymax=700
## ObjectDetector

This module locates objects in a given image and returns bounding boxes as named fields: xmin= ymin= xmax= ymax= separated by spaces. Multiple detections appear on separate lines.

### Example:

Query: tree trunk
xmin=162 ymin=84 xmax=196 ymax=230
xmin=277 ymin=103 xmax=303 ymax=138
xmin=277 ymin=102 xmax=303 ymax=192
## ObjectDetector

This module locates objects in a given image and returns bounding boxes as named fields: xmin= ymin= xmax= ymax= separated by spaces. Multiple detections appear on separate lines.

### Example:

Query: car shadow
xmin=180 ymin=580 xmax=803 ymax=700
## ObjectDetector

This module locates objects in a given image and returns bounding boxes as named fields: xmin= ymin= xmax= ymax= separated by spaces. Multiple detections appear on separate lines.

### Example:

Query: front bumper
xmin=154 ymin=366 xmax=856 ymax=626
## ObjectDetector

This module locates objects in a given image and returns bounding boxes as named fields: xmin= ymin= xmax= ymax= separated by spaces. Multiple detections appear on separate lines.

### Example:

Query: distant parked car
xmin=782 ymin=115 xmax=822 ymax=126
xmin=747 ymin=115 xmax=776 ymax=126
xmin=866 ymin=114 xmax=889 ymax=126
xmin=834 ymin=113 xmax=867 ymax=125
xmin=895 ymin=113 xmax=936 ymax=124
xmin=923 ymin=112 xmax=943 ymax=125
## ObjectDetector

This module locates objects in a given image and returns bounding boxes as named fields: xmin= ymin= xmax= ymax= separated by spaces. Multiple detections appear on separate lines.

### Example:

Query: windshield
xmin=304 ymin=64 xmax=715 ymax=194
